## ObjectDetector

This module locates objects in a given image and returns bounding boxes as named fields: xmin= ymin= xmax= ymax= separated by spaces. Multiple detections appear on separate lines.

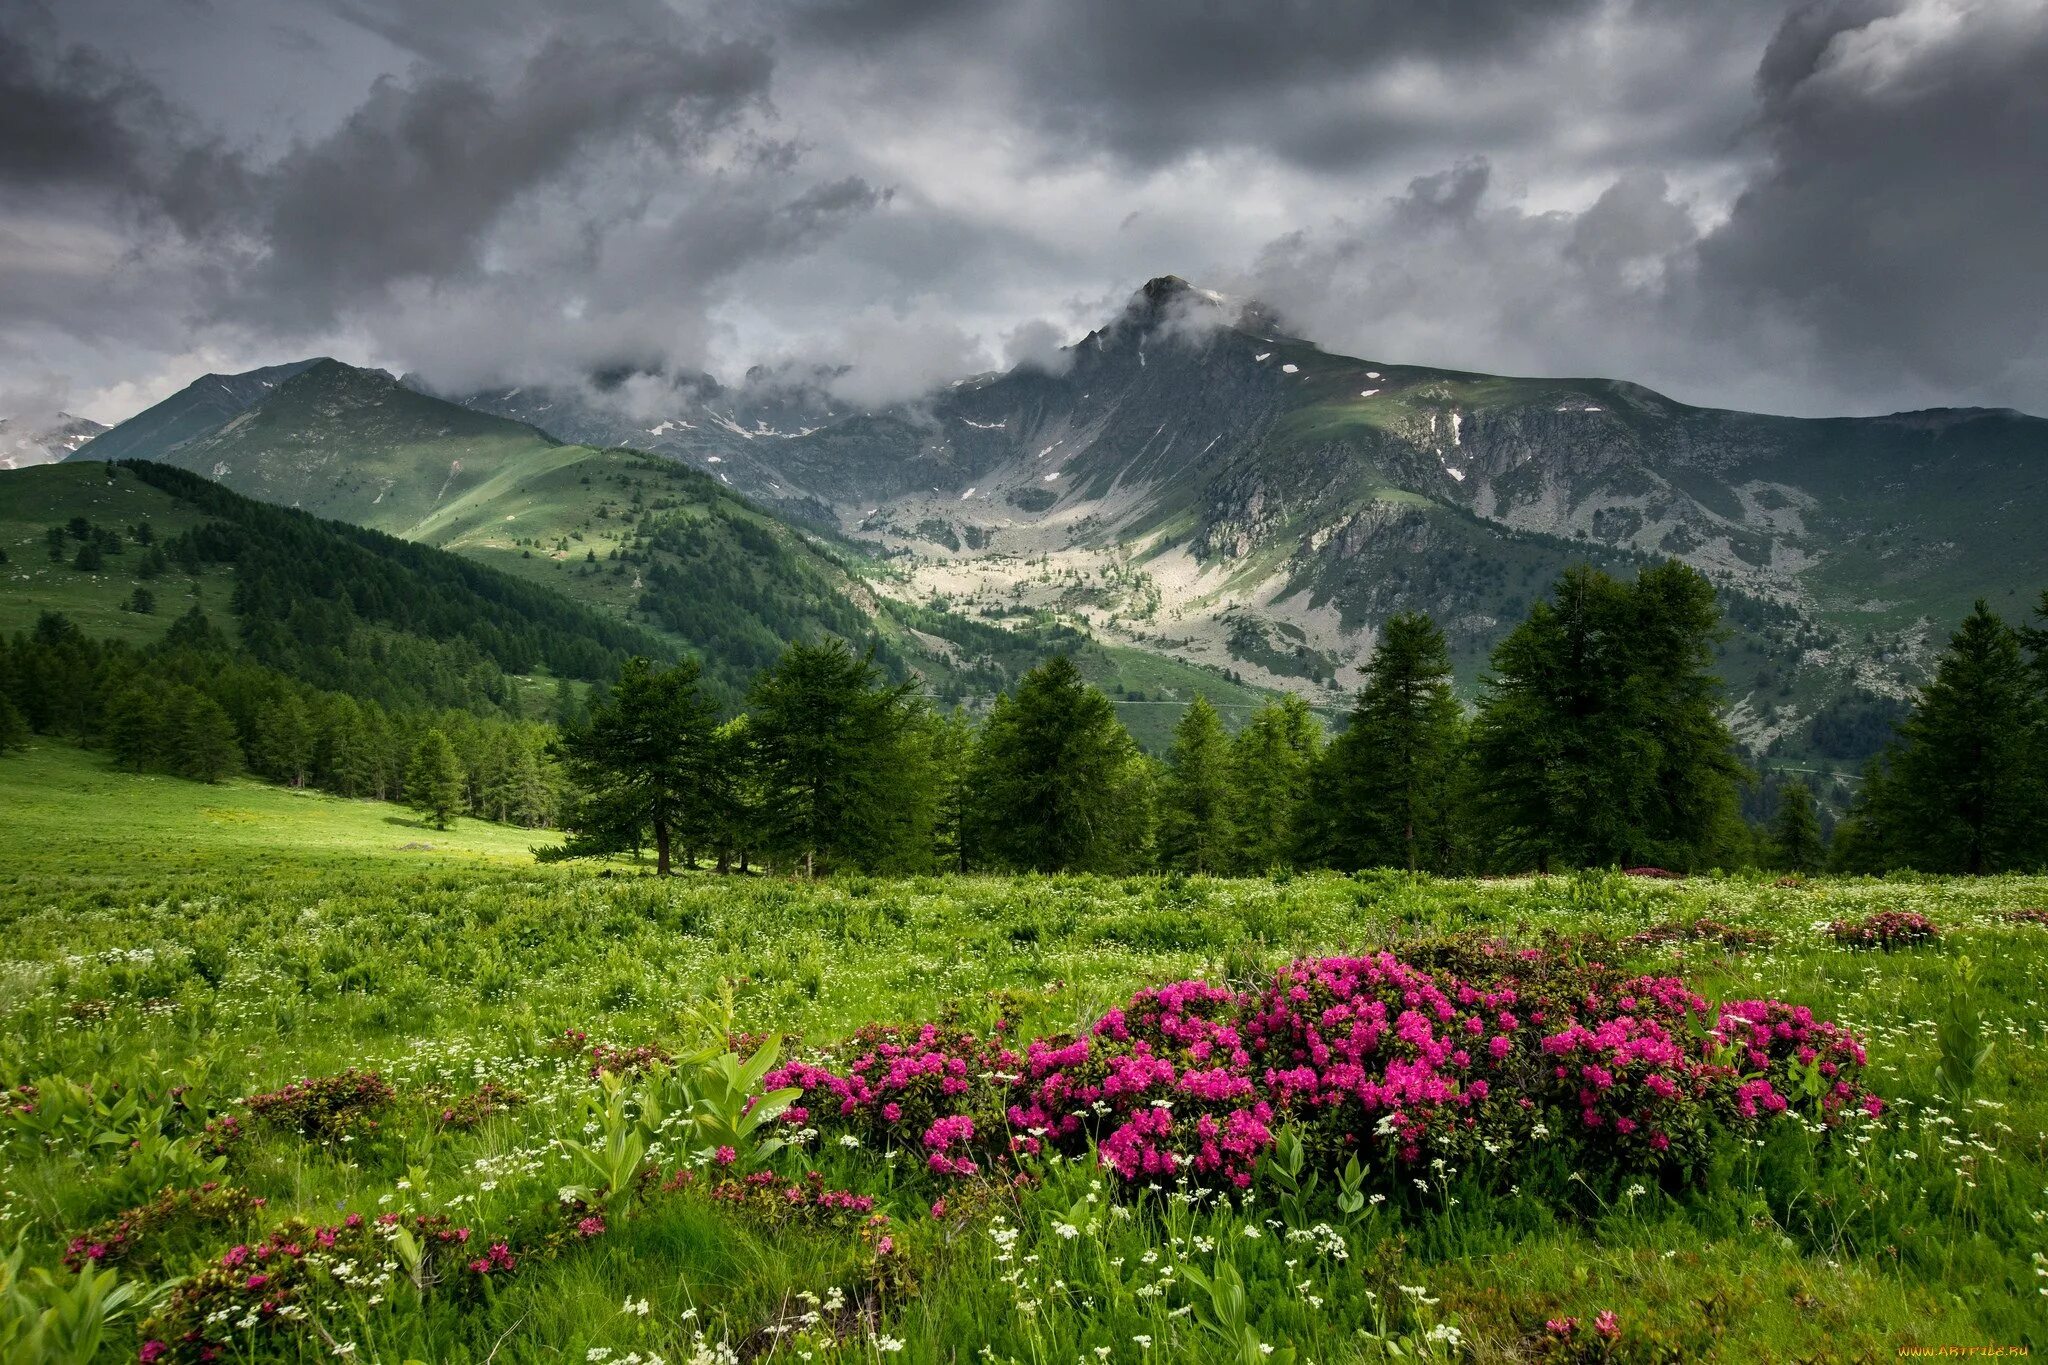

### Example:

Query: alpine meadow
xmin=5 ymin=2 xmax=2048 ymax=1362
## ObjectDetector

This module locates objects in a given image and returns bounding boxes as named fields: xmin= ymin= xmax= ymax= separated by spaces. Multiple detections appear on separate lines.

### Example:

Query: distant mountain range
xmin=1 ymin=413 xmax=107 ymax=469
xmin=37 ymin=353 xmax=1262 ymax=741
xmin=55 ymin=275 xmax=2048 ymax=772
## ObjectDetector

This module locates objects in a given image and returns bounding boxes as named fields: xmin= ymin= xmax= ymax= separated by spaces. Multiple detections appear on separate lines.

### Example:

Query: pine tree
xmin=1851 ymin=602 xmax=2045 ymax=873
xmin=0 ymin=694 xmax=28 ymax=755
xmin=1624 ymin=561 xmax=1749 ymax=867
xmin=171 ymin=690 xmax=241 ymax=783
xmin=927 ymin=707 xmax=977 ymax=874
xmin=1768 ymin=781 xmax=1827 ymax=872
xmin=551 ymin=657 xmax=719 ymax=873
xmin=1310 ymin=613 xmax=1467 ymax=872
xmin=1160 ymin=696 xmax=1236 ymax=873
xmin=1229 ymin=695 xmax=1321 ymax=873
xmin=104 ymin=685 xmax=164 ymax=772
xmin=747 ymin=639 xmax=920 ymax=876
xmin=707 ymin=715 xmax=761 ymax=873
xmin=504 ymin=742 xmax=556 ymax=828
xmin=254 ymin=693 xmax=316 ymax=787
xmin=969 ymin=655 xmax=1155 ymax=873
xmin=1470 ymin=564 xmax=1741 ymax=872
xmin=406 ymin=729 xmax=466 ymax=831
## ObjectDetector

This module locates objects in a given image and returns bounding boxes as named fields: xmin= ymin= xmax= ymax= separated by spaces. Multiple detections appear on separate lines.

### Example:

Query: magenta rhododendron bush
xmin=767 ymin=948 xmax=1880 ymax=1191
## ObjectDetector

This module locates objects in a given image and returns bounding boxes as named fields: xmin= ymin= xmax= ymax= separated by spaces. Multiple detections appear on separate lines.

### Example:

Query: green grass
xmin=0 ymin=742 xmax=541 ymax=876
xmin=1 ymin=743 xmax=2043 ymax=1361
xmin=0 ymin=465 xmax=241 ymax=644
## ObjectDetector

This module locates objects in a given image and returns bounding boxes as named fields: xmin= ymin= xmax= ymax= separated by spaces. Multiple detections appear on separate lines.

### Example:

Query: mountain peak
xmin=1126 ymin=274 xmax=1226 ymax=320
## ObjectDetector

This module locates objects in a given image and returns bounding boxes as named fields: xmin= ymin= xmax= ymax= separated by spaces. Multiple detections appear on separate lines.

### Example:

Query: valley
xmin=51 ymin=277 xmax=2046 ymax=784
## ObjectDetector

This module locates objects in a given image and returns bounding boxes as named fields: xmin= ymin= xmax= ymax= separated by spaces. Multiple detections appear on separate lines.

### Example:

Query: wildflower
xmin=624 ymin=1297 xmax=651 ymax=1316
xmin=1595 ymin=1310 xmax=1620 ymax=1339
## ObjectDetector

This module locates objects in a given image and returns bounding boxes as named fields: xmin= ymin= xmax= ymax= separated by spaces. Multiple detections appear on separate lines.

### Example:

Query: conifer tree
xmin=255 ymin=693 xmax=315 ymax=787
xmin=747 ymin=638 xmax=920 ymax=876
xmin=104 ymin=685 xmax=163 ymax=772
xmin=1308 ymin=613 xmax=1467 ymax=871
xmin=927 ymin=707 xmax=976 ymax=874
xmin=1470 ymin=564 xmax=1740 ymax=871
xmin=0 ymin=694 xmax=25 ymax=755
xmin=1851 ymin=601 xmax=2045 ymax=873
xmin=969 ymin=655 xmax=1155 ymax=873
xmin=406 ymin=729 xmax=466 ymax=831
xmin=171 ymin=690 xmax=241 ymax=783
xmin=707 ymin=715 xmax=761 ymax=874
xmin=551 ymin=656 xmax=719 ymax=873
xmin=1768 ymin=780 xmax=1827 ymax=872
xmin=1160 ymin=696 xmax=1237 ymax=873
xmin=1229 ymin=695 xmax=1321 ymax=873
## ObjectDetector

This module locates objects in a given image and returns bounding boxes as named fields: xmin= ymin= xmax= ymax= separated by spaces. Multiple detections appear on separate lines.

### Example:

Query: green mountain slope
xmin=64 ymin=362 xmax=1263 ymax=731
xmin=0 ymin=460 xmax=667 ymax=714
xmin=508 ymin=275 xmax=2032 ymax=775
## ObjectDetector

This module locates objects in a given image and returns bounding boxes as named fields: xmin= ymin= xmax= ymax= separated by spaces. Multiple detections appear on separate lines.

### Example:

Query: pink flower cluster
xmin=765 ymin=1021 xmax=1020 ymax=1152
xmin=767 ymin=953 xmax=1882 ymax=1192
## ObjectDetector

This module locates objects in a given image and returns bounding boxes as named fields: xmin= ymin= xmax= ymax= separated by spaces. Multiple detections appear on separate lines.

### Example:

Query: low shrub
xmin=243 ymin=1069 xmax=396 ymax=1142
xmin=1631 ymin=918 xmax=1774 ymax=950
xmin=433 ymin=1081 xmax=525 ymax=1130
xmin=1827 ymin=911 xmax=1939 ymax=950
xmin=767 ymin=951 xmax=1881 ymax=1197
xmin=63 ymin=1183 xmax=268 ymax=1274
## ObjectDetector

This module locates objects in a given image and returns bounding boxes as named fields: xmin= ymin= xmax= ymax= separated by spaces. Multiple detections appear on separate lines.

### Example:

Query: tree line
xmin=0 ymin=609 xmax=562 ymax=829
xmin=548 ymin=561 xmax=1751 ymax=875
xmin=9 ymin=537 xmax=2045 ymax=876
xmin=547 ymin=562 xmax=2048 ymax=878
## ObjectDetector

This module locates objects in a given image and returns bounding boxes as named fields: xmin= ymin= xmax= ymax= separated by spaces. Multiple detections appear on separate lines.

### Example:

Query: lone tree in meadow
xmin=1305 ymin=611 xmax=1465 ymax=873
xmin=1470 ymin=562 xmax=1744 ymax=872
xmin=551 ymin=656 xmax=720 ymax=873
xmin=406 ymin=729 xmax=467 ymax=830
xmin=747 ymin=638 xmax=921 ymax=877
xmin=969 ymin=654 xmax=1155 ymax=873
xmin=1159 ymin=695 xmax=1236 ymax=873
xmin=1846 ymin=602 xmax=2045 ymax=874
xmin=1768 ymin=781 xmax=1827 ymax=872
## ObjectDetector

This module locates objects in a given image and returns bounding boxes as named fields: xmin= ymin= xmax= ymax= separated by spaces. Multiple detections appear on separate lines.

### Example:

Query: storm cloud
xmin=1 ymin=0 xmax=2044 ymax=422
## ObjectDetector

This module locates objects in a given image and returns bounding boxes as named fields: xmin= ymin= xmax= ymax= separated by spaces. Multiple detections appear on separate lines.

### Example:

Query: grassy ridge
xmin=0 ymin=743 xmax=2042 ymax=1359
xmin=0 ymin=464 xmax=241 ymax=645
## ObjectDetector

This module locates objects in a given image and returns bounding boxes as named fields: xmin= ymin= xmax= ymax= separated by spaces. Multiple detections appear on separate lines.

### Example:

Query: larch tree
xmin=1850 ymin=602 xmax=2045 ymax=874
xmin=172 ymin=690 xmax=242 ymax=784
xmin=969 ymin=655 xmax=1155 ymax=873
xmin=406 ymin=729 xmax=467 ymax=831
xmin=1230 ymin=695 xmax=1322 ymax=873
xmin=746 ymin=638 xmax=921 ymax=876
xmin=1470 ymin=563 xmax=1741 ymax=872
xmin=1768 ymin=781 xmax=1827 ymax=872
xmin=1160 ymin=695 xmax=1237 ymax=873
xmin=1309 ymin=612 xmax=1466 ymax=872
xmin=551 ymin=656 xmax=721 ymax=874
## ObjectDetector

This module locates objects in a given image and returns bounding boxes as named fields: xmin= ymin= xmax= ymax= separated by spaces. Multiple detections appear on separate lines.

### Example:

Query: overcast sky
xmin=3 ymin=0 xmax=2044 ymax=426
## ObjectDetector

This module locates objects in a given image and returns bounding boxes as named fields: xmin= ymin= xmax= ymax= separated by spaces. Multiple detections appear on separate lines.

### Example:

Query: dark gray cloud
xmin=244 ymin=34 xmax=773 ymax=327
xmin=1 ymin=0 xmax=2043 ymax=422
xmin=1696 ymin=0 xmax=2048 ymax=407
